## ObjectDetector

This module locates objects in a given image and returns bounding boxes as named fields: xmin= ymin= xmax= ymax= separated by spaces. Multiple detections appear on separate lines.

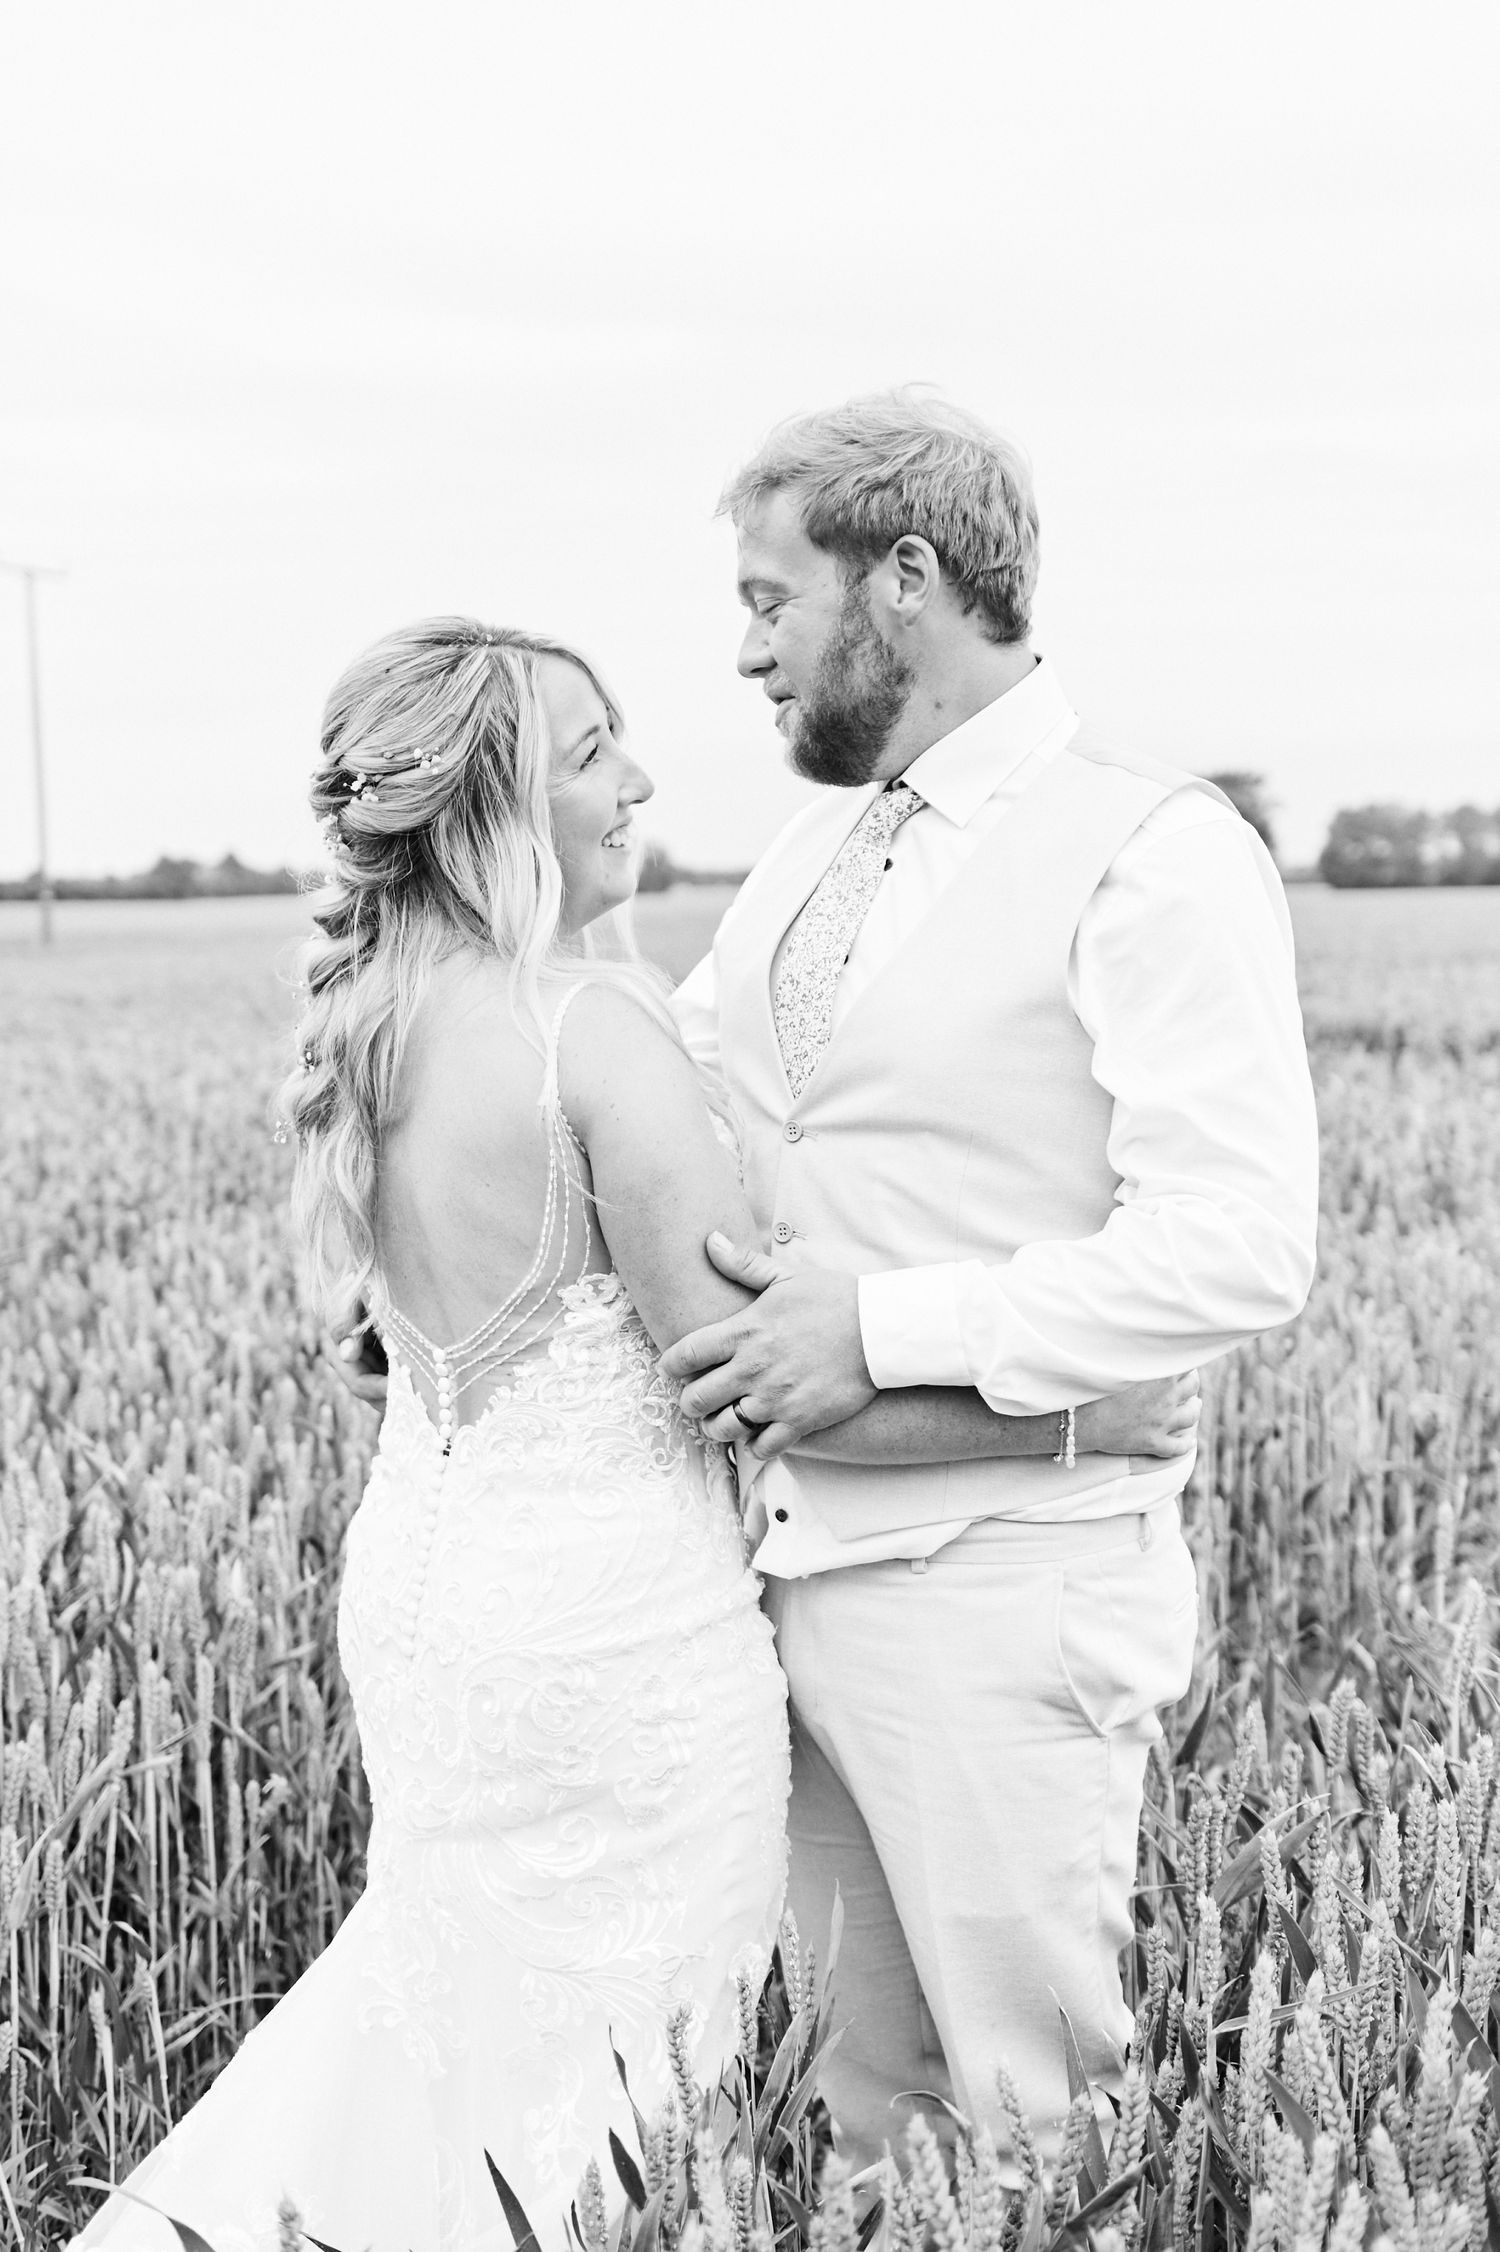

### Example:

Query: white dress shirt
xmin=674 ymin=659 xmax=1319 ymax=1566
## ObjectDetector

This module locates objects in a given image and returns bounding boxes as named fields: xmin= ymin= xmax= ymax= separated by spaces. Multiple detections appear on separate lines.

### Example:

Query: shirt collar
xmin=900 ymin=655 xmax=1075 ymax=827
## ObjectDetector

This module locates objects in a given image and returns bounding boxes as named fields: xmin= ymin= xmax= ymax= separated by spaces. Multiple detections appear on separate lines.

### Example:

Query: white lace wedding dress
xmin=74 ymin=998 xmax=790 ymax=2252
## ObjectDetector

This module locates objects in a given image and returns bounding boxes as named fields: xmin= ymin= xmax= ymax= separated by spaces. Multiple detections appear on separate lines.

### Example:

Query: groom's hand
xmin=662 ymin=1232 xmax=877 ymax=1459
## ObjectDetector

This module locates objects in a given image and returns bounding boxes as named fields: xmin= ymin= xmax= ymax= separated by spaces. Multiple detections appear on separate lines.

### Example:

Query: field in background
xmin=0 ymin=882 xmax=739 ymax=988
xmin=5 ymin=873 xmax=1497 ymax=1020
xmin=2 ymin=883 xmax=1499 ymax=2245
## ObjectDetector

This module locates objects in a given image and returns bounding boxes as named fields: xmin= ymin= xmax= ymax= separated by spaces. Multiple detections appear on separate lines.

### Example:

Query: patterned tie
xmin=773 ymin=780 xmax=924 ymax=1098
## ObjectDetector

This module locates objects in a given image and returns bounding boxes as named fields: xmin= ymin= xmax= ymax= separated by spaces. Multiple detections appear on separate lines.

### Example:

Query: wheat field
xmin=1 ymin=884 xmax=1499 ymax=2251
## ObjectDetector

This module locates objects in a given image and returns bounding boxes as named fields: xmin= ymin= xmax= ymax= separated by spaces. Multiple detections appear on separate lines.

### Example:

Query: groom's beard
xmin=788 ymin=584 xmax=915 ymax=787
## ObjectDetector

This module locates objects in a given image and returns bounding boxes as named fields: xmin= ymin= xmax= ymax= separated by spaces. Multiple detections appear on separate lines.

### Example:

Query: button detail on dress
xmin=772 ymin=1220 xmax=794 ymax=1244
xmin=783 ymin=1121 xmax=803 ymax=1143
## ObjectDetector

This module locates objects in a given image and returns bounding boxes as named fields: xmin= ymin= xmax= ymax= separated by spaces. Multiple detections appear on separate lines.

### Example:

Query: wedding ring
xmin=729 ymin=1399 xmax=765 ymax=1438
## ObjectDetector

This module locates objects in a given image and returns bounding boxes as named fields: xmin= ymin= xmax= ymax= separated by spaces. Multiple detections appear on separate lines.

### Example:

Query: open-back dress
xmin=74 ymin=983 xmax=790 ymax=2252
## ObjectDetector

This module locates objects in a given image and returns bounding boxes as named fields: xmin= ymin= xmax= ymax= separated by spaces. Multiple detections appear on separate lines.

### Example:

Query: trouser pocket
xmin=1054 ymin=1513 xmax=1199 ymax=1739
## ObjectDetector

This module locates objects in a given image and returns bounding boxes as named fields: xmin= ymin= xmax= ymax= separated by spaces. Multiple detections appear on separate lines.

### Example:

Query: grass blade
xmin=486 ymin=2150 xmax=544 ymax=2252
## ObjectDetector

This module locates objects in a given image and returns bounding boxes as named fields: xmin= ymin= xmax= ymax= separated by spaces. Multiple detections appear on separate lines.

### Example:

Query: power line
xmin=0 ymin=559 xmax=66 ymax=945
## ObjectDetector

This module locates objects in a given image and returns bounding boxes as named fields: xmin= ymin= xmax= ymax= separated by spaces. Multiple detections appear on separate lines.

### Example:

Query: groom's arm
xmin=663 ymin=797 xmax=1318 ymax=1450
xmin=857 ymin=799 xmax=1318 ymax=1415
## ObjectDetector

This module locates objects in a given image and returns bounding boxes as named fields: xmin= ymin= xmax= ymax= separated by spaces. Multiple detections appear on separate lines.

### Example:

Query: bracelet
xmin=1053 ymin=1406 xmax=1076 ymax=1469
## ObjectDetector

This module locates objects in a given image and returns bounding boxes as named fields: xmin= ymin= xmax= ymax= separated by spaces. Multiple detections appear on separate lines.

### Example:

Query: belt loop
xmin=910 ymin=1556 xmax=929 ymax=1575
xmin=1139 ymin=1511 xmax=1153 ymax=1551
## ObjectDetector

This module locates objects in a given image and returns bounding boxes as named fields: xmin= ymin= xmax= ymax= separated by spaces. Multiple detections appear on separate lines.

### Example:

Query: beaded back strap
xmin=376 ymin=982 xmax=596 ymax=1452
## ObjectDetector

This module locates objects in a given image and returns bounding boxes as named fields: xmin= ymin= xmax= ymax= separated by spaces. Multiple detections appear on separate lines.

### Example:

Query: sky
xmin=0 ymin=0 xmax=1496 ymax=880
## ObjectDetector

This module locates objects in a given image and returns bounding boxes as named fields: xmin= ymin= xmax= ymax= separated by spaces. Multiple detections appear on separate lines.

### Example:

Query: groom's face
xmin=735 ymin=491 xmax=914 ymax=788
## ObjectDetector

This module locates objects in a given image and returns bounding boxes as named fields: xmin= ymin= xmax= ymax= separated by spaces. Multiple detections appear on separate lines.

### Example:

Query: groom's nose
xmin=737 ymin=617 xmax=773 ymax=678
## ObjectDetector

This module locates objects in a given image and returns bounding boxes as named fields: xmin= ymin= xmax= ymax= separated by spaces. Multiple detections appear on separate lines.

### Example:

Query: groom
xmin=660 ymin=390 xmax=1319 ymax=2158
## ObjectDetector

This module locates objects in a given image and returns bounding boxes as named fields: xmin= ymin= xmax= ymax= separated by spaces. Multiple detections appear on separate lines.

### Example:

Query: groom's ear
xmin=880 ymin=533 xmax=944 ymax=622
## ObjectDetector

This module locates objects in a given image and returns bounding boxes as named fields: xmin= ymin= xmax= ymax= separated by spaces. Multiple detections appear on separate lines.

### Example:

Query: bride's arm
xmin=559 ymin=989 xmax=1197 ymax=1467
xmin=556 ymin=984 xmax=767 ymax=1347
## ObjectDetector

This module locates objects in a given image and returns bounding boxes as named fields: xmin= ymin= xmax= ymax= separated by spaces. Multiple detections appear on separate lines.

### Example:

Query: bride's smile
xmin=541 ymin=653 xmax=653 ymax=933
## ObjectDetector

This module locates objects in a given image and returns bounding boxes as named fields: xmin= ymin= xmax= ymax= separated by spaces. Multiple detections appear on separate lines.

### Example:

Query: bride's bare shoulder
xmin=399 ymin=956 xmax=547 ymax=1133
xmin=551 ymin=973 xmax=675 ymax=1040
xmin=398 ymin=962 xmax=689 ymax=1149
xmin=551 ymin=977 xmax=702 ymax=1133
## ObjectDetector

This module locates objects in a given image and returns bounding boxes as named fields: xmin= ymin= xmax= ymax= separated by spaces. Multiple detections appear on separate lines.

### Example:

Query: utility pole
xmin=0 ymin=559 xmax=66 ymax=943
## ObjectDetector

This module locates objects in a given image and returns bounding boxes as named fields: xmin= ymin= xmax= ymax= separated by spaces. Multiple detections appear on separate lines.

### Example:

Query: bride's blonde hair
xmin=279 ymin=617 xmax=674 ymax=1334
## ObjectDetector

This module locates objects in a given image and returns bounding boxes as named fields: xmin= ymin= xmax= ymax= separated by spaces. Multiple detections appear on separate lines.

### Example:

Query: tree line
xmin=1317 ymin=803 xmax=1500 ymax=888
xmin=0 ymin=853 xmax=299 ymax=901
xmin=1208 ymin=778 xmax=1500 ymax=887
xmin=4 ymin=793 xmax=1496 ymax=901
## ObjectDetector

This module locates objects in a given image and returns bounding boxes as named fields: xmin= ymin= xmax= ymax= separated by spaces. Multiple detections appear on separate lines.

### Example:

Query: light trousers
xmin=763 ymin=1502 xmax=1199 ymax=2163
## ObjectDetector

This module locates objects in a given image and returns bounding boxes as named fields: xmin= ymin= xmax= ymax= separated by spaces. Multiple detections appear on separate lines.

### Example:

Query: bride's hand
xmin=1075 ymin=1371 xmax=1201 ymax=1459
xmin=323 ymin=1314 xmax=389 ymax=1409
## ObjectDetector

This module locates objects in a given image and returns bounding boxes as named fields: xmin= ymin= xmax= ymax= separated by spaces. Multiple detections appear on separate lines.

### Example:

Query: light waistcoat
xmin=714 ymin=728 xmax=1230 ymax=1535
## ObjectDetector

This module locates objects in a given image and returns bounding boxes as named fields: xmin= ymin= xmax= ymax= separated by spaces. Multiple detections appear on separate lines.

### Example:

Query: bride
xmin=74 ymin=620 xmax=1199 ymax=2252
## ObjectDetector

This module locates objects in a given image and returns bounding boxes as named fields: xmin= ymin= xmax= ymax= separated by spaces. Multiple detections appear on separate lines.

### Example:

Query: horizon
xmin=9 ymin=788 xmax=1500 ymax=894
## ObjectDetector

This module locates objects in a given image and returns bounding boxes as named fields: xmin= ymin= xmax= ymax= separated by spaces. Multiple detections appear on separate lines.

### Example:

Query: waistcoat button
xmin=772 ymin=1220 xmax=794 ymax=1244
xmin=774 ymin=1507 xmax=789 ymax=1523
xmin=783 ymin=1121 xmax=803 ymax=1143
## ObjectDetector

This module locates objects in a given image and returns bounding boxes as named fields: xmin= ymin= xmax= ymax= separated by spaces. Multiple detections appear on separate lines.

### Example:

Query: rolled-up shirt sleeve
xmin=858 ymin=796 xmax=1320 ymax=1412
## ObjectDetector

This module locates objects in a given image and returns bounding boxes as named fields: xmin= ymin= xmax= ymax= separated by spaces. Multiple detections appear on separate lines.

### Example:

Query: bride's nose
xmin=620 ymin=757 xmax=654 ymax=808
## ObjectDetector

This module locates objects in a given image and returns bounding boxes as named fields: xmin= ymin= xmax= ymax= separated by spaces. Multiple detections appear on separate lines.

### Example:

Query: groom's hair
xmin=718 ymin=387 xmax=1040 ymax=644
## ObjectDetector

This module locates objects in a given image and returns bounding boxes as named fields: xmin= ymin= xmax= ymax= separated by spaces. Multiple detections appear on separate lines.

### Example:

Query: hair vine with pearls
xmin=276 ymin=616 xmax=674 ymax=1334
